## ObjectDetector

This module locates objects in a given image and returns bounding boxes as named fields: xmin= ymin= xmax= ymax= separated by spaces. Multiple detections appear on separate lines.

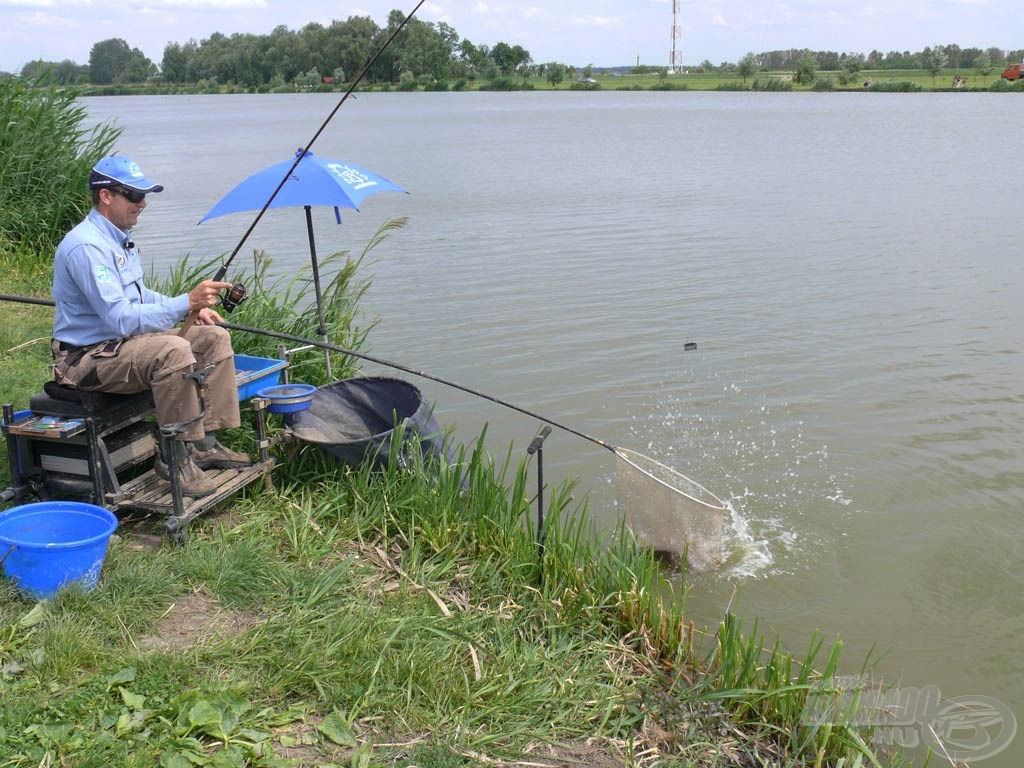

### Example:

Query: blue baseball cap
xmin=88 ymin=155 xmax=164 ymax=193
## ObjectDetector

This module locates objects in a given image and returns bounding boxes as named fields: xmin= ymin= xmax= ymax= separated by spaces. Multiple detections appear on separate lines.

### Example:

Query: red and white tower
xmin=669 ymin=0 xmax=683 ymax=73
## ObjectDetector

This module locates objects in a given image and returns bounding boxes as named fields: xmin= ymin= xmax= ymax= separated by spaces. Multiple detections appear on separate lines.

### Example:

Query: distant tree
xmin=89 ymin=38 xmax=134 ymax=84
xmin=335 ymin=16 xmax=380 ymax=84
xmin=974 ymin=51 xmax=992 ymax=78
xmin=451 ymin=38 xmax=482 ymax=80
xmin=923 ymin=45 xmax=948 ymax=84
xmin=958 ymin=47 xmax=983 ymax=70
xmin=120 ymin=50 xmax=157 ymax=83
xmin=161 ymin=42 xmax=189 ymax=82
xmin=261 ymin=25 xmax=311 ymax=83
xmin=793 ymin=52 xmax=817 ymax=84
xmin=842 ymin=52 xmax=865 ymax=79
xmin=737 ymin=52 xmax=757 ymax=82
xmin=391 ymin=16 xmax=452 ymax=80
xmin=19 ymin=59 xmax=86 ymax=84
xmin=545 ymin=62 xmax=566 ymax=87
xmin=699 ymin=59 xmax=714 ymax=72
xmin=489 ymin=41 xmax=530 ymax=75
xmin=292 ymin=67 xmax=320 ymax=88
xmin=818 ymin=50 xmax=840 ymax=70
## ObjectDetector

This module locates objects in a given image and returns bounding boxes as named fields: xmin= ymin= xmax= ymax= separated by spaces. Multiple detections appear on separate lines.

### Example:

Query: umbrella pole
xmin=304 ymin=205 xmax=332 ymax=379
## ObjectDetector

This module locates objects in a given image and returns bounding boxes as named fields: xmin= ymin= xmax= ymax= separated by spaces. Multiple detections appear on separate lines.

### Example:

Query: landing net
xmin=614 ymin=447 xmax=726 ymax=573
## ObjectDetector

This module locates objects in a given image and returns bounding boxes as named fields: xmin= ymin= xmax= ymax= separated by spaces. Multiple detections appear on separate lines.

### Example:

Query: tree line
xmin=12 ymin=10 xmax=543 ymax=89
xmin=10 ymin=7 xmax=1024 ymax=90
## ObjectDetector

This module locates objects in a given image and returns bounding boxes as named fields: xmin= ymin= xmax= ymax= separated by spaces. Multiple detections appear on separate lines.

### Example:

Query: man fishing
xmin=51 ymin=155 xmax=251 ymax=498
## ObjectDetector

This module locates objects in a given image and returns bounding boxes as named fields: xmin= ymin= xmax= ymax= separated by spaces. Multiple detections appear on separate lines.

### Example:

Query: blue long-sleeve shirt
xmin=52 ymin=209 xmax=190 ymax=346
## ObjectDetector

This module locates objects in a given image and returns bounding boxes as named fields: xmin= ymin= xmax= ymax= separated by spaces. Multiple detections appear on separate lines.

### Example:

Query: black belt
xmin=57 ymin=340 xmax=88 ymax=353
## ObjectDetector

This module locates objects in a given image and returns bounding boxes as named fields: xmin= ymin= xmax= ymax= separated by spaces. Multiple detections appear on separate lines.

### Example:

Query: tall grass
xmin=152 ymin=217 xmax=407 ymax=387
xmin=0 ymin=73 xmax=122 ymax=253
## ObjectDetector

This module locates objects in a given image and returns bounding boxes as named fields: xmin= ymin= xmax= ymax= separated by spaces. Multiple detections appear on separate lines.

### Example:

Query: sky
xmin=1 ymin=0 xmax=1021 ymax=75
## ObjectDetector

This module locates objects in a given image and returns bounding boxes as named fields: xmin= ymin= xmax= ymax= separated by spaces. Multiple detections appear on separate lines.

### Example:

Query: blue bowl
xmin=257 ymin=383 xmax=316 ymax=414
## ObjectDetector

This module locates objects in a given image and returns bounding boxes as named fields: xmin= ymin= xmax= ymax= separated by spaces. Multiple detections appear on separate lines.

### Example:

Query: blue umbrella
xmin=200 ymin=149 xmax=406 ymax=377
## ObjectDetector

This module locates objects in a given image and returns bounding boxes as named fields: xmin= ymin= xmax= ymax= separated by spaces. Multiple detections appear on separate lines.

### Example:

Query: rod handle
xmin=178 ymin=309 xmax=200 ymax=337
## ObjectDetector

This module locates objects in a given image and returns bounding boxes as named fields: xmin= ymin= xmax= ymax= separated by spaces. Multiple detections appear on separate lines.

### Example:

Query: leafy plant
xmin=0 ymin=72 xmax=121 ymax=252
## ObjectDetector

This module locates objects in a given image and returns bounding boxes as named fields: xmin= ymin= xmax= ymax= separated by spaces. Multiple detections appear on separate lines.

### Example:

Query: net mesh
xmin=614 ymin=447 xmax=726 ymax=573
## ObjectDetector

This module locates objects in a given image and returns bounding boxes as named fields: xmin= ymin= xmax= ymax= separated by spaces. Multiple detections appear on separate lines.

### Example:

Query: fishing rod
xmin=0 ymin=292 xmax=695 ymax=445
xmin=0 ymin=292 xmax=698 ymax=455
xmin=217 ymin=320 xmax=698 ymax=456
xmin=179 ymin=0 xmax=427 ymax=336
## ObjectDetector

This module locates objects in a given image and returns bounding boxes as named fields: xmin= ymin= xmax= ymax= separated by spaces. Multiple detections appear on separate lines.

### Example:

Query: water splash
xmin=624 ymin=383 xmax=853 ymax=580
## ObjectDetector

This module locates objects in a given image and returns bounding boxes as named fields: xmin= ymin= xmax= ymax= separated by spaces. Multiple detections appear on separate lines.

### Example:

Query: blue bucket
xmin=0 ymin=502 xmax=118 ymax=600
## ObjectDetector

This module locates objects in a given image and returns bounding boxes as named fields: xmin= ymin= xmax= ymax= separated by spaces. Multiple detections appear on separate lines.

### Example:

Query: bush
xmin=648 ymin=81 xmax=688 ymax=91
xmin=0 ymin=72 xmax=121 ymax=253
xmin=478 ymin=77 xmax=534 ymax=91
xmin=867 ymin=79 xmax=923 ymax=92
xmin=751 ymin=77 xmax=793 ymax=91
xmin=990 ymin=77 xmax=1024 ymax=92
xmin=811 ymin=76 xmax=835 ymax=91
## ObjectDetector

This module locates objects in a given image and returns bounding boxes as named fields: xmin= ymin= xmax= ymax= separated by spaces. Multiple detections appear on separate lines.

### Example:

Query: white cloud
xmin=571 ymin=15 xmax=620 ymax=30
xmin=0 ymin=0 xmax=90 ymax=7
xmin=146 ymin=0 xmax=267 ymax=7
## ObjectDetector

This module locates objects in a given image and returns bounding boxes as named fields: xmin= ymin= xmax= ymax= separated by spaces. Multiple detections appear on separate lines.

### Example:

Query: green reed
xmin=0 ymin=73 xmax=122 ymax=253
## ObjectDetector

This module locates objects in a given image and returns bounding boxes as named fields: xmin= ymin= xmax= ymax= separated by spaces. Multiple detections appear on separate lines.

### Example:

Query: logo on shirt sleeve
xmin=94 ymin=265 xmax=112 ymax=283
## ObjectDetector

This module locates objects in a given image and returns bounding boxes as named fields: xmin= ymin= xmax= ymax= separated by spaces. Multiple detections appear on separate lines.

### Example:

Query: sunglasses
xmin=111 ymin=187 xmax=147 ymax=204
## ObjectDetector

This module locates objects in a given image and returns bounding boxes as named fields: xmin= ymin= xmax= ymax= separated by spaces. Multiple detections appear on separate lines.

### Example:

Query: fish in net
xmin=614 ymin=447 xmax=726 ymax=573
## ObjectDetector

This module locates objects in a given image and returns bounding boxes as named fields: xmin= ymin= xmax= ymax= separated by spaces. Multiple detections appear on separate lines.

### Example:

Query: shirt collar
xmin=87 ymin=208 xmax=133 ymax=248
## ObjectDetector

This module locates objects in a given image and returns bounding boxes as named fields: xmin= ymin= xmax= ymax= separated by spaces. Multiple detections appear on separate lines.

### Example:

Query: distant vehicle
xmin=577 ymin=77 xmax=597 ymax=84
xmin=1001 ymin=63 xmax=1023 ymax=80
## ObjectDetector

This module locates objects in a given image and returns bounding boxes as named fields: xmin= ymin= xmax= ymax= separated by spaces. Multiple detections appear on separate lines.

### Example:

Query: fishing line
xmin=179 ymin=0 xmax=427 ymax=335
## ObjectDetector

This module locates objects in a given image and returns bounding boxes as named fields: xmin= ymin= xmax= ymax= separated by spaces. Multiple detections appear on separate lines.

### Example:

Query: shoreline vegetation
xmin=42 ymin=67 xmax=1024 ymax=95
xmin=0 ymin=78 xmax=914 ymax=768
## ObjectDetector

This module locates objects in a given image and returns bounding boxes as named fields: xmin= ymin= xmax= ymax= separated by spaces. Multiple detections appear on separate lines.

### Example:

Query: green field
xmin=535 ymin=67 xmax=1016 ymax=92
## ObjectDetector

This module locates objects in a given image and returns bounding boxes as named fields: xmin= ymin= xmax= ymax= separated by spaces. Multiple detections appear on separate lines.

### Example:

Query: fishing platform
xmin=1 ymin=354 xmax=287 ymax=541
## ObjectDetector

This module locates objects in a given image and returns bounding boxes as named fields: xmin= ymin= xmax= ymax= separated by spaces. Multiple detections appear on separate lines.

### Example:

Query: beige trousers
xmin=52 ymin=326 xmax=240 ymax=442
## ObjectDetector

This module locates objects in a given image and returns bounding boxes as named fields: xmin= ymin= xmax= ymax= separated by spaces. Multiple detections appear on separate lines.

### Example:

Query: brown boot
xmin=189 ymin=441 xmax=252 ymax=469
xmin=154 ymin=455 xmax=218 ymax=498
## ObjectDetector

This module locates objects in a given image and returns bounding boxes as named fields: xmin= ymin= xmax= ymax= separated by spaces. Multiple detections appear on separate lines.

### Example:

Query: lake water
xmin=84 ymin=91 xmax=1023 ymax=765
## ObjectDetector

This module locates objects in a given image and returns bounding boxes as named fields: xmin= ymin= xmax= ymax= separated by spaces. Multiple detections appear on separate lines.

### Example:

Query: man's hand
xmin=187 ymin=280 xmax=233 ymax=311
xmin=197 ymin=307 xmax=225 ymax=325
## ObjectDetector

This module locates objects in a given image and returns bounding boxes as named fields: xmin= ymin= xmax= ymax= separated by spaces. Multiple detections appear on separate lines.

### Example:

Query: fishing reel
xmin=220 ymin=282 xmax=248 ymax=313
